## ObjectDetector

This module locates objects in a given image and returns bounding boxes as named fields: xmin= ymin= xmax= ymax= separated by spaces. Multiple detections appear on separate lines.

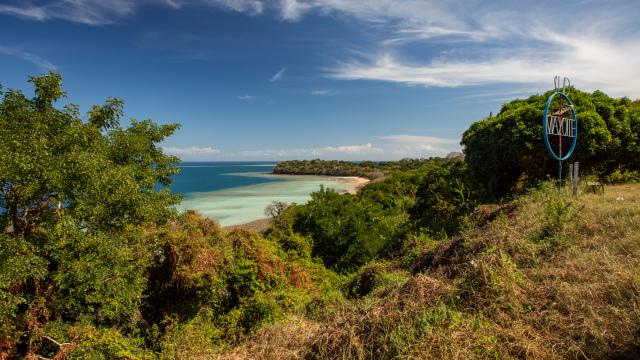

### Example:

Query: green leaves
xmin=411 ymin=160 xmax=481 ymax=236
xmin=0 ymin=73 xmax=181 ymax=355
xmin=0 ymin=235 xmax=48 ymax=337
xmin=0 ymin=73 xmax=181 ymax=237
xmin=29 ymin=72 xmax=65 ymax=108
xmin=462 ymin=89 xmax=640 ymax=198
xmin=50 ymin=228 xmax=153 ymax=327
xmin=88 ymin=98 xmax=124 ymax=130
xmin=292 ymin=187 xmax=392 ymax=271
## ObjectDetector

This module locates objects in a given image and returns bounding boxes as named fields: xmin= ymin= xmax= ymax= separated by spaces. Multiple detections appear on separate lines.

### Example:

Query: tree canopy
xmin=0 ymin=72 xmax=181 ymax=355
xmin=462 ymin=89 xmax=640 ymax=197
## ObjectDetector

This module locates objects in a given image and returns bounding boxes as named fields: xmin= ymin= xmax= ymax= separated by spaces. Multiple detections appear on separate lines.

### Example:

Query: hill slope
xmin=218 ymin=184 xmax=640 ymax=359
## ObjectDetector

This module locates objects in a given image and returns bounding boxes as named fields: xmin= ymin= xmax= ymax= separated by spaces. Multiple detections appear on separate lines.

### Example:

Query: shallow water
xmin=173 ymin=164 xmax=348 ymax=226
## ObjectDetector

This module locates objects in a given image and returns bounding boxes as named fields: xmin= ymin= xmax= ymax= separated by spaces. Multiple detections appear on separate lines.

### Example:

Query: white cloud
xmin=0 ymin=46 xmax=57 ymax=70
xmin=237 ymin=94 xmax=255 ymax=100
xmin=379 ymin=135 xmax=458 ymax=146
xmin=239 ymin=142 xmax=383 ymax=159
xmin=311 ymin=90 xmax=335 ymax=96
xmin=163 ymin=146 xmax=221 ymax=156
xmin=3 ymin=1 xmax=638 ymax=96
xmin=0 ymin=0 xmax=263 ymax=25
xmin=327 ymin=35 xmax=640 ymax=96
xmin=279 ymin=0 xmax=312 ymax=21
xmin=236 ymin=136 xmax=461 ymax=160
xmin=379 ymin=134 xmax=460 ymax=157
xmin=205 ymin=0 xmax=264 ymax=14
xmin=319 ymin=143 xmax=383 ymax=154
xmin=382 ymin=25 xmax=495 ymax=46
xmin=164 ymin=0 xmax=185 ymax=9
xmin=0 ymin=0 xmax=138 ymax=25
xmin=314 ymin=1 xmax=640 ymax=97
xmin=160 ymin=138 xmax=458 ymax=160
xmin=269 ymin=67 xmax=286 ymax=82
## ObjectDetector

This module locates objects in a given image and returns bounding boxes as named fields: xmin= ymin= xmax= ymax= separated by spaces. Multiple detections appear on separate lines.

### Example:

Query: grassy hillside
xmin=3 ymin=76 xmax=638 ymax=359
xmin=217 ymin=184 xmax=640 ymax=359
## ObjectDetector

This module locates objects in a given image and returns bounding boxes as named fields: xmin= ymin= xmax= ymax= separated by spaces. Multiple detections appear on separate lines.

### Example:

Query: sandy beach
xmin=225 ymin=175 xmax=370 ymax=231
xmin=332 ymin=176 xmax=370 ymax=194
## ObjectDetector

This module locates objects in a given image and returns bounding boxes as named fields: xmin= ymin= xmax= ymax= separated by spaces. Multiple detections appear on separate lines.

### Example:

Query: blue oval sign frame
xmin=543 ymin=91 xmax=578 ymax=161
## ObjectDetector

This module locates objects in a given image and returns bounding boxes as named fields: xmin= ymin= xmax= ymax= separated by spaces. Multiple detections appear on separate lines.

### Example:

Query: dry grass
xmin=217 ymin=317 xmax=322 ymax=360
xmin=215 ymin=184 xmax=640 ymax=359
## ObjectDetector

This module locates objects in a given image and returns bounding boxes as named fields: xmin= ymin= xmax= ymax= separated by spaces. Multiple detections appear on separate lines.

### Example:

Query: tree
xmin=0 ymin=72 xmax=181 ymax=357
xmin=462 ymin=89 xmax=640 ymax=198
xmin=410 ymin=160 xmax=481 ymax=236
xmin=264 ymin=200 xmax=289 ymax=219
xmin=292 ymin=186 xmax=392 ymax=271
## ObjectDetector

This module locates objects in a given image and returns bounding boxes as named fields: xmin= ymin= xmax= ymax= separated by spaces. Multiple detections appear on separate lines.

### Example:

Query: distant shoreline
xmin=269 ymin=173 xmax=369 ymax=193
xmin=331 ymin=176 xmax=370 ymax=194
xmin=224 ymin=175 xmax=370 ymax=231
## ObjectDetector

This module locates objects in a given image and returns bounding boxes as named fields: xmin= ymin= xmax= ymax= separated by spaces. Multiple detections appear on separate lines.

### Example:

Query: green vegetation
xmin=273 ymin=158 xmax=446 ymax=179
xmin=1 ymin=74 xmax=639 ymax=359
xmin=222 ymin=184 xmax=640 ymax=359
xmin=0 ymin=72 xmax=180 ymax=358
xmin=462 ymin=88 xmax=640 ymax=197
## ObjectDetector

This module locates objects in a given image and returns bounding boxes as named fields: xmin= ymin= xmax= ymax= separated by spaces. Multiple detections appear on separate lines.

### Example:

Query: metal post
xmin=572 ymin=162 xmax=579 ymax=196
xmin=569 ymin=163 xmax=574 ymax=186
xmin=558 ymin=160 xmax=562 ymax=190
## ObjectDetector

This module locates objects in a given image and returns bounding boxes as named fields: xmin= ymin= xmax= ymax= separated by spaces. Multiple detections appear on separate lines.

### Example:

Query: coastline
xmin=331 ymin=176 xmax=370 ymax=194
xmin=224 ymin=175 xmax=370 ymax=231
xmin=260 ymin=173 xmax=370 ymax=194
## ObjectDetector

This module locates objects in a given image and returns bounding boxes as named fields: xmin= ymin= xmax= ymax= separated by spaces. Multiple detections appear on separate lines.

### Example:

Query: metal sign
xmin=543 ymin=76 xmax=577 ymax=186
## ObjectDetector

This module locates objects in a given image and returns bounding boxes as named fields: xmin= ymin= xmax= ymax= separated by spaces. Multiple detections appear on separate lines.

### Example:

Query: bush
xmin=411 ymin=160 xmax=482 ymax=236
xmin=462 ymin=89 xmax=640 ymax=198
xmin=292 ymin=186 xmax=393 ymax=271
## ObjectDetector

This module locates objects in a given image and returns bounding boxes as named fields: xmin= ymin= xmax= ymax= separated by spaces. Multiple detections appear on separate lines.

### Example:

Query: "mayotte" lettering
xmin=546 ymin=115 xmax=577 ymax=137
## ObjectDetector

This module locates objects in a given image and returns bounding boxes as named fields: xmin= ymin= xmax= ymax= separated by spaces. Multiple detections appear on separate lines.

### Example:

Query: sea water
xmin=171 ymin=162 xmax=349 ymax=226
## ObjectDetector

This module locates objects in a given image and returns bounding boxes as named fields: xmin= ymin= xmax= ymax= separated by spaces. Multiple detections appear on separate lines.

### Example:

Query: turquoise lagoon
xmin=171 ymin=162 xmax=349 ymax=226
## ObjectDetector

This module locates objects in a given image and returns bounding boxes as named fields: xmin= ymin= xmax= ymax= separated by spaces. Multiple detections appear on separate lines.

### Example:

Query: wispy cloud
xmin=0 ymin=0 xmax=263 ymax=25
xmin=162 ymin=137 xmax=460 ymax=160
xmin=3 ymin=1 xmax=638 ymax=97
xmin=278 ymin=0 xmax=312 ymax=21
xmin=162 ymin=146 xmax=221 ymax=156
xmin=236 ymin=136 xmax=460 ymax=160
xmin=240 ymin=142 xmax=383 ymax=159
xmin=0 ymin=46 xmax=57 ymax=70
xmin=327 ymin=35 xmax=640 ymax=96
xmin=237 ymin=94 xmax=255 ymax=101
xmin=311 ymin=90 xmax=336 ymax=96
xmin=269 ymin=67 xmax=286 ymax=82
xmin=379 ymin=135 xmax=458 ymax=145
xmin=379 ymin=134 xmax=460 ymax=157
xmin=0 ymin=0 xmax=138 ymax=25
xmin=209 ymin=0 xmax=264 ymax=14
xmin=320 ymin=143 xmax=383 ymax=155
xmin=315 ymin=1 xmax=640 ymax=97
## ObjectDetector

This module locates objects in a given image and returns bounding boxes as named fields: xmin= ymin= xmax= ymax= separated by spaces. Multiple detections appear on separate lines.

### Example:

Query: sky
xmin=1 ymin=0 xmax=639 ymax=161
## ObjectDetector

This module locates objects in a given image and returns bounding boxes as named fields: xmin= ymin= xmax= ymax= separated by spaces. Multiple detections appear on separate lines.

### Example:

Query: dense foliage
xmin=290 ymin=186 xmax=395 ymax=271
xmin=410 ymin=160 xmax=482 ymax=236
xmin=0 ymin=73 xmax=183 ymax=358
xmin=273 ymin=158 xmax=444 ymax=179
xmin=269 ymin=158 xmax=476 ymax=272
xmin=222 ymin=184 xmax=640 ymax=360
xmin=462 ymin=89 xmax=640 ymax=197
xmin=2 ymin=74 xmax=638 ymax=359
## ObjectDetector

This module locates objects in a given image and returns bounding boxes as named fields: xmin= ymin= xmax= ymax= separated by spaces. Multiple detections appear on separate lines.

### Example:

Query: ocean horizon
xmin=171 ymin=161 xmax=350 ymax=226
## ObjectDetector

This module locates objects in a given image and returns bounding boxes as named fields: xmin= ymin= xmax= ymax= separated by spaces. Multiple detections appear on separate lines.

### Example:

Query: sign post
xmin=543 ymin=76 xmax=578 ymax=189
xmin=572 ymin=162 xmax=580 ymax=196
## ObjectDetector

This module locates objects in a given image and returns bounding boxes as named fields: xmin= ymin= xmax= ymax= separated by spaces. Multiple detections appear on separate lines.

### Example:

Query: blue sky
xmin=1 ymin=0 xmax=639 ymax=160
